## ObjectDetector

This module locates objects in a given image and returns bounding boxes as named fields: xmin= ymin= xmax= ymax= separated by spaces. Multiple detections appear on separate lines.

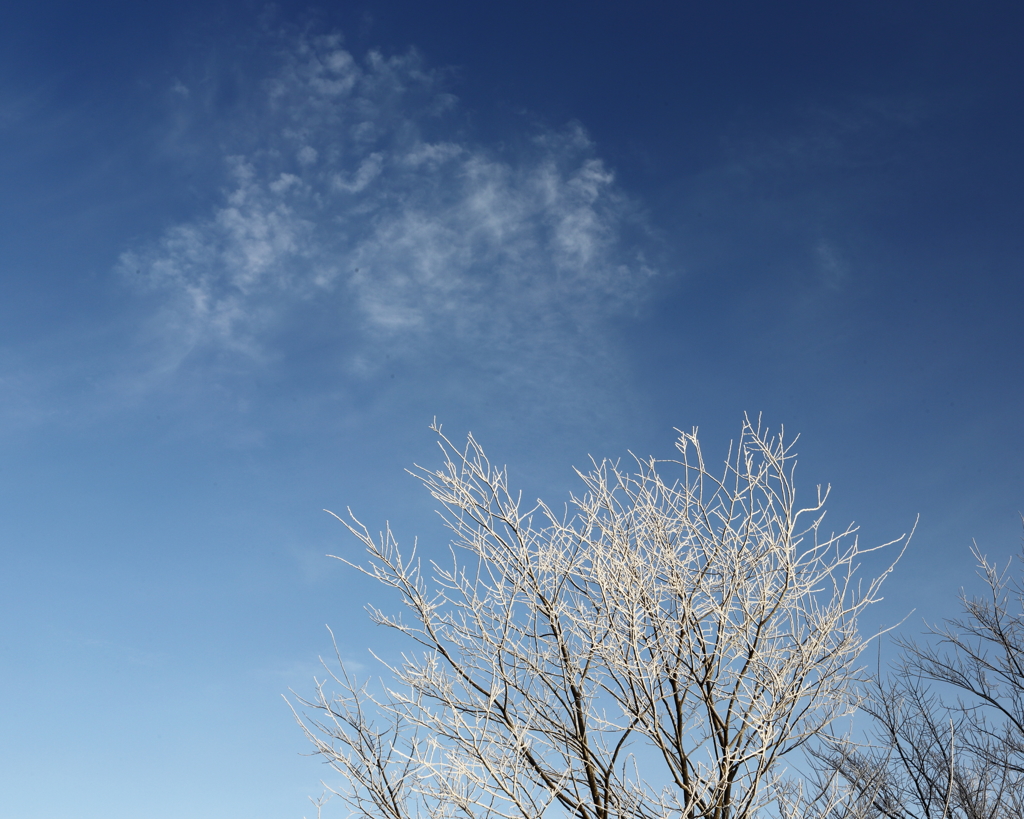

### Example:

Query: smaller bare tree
xmin=292 ymin=417 xmax=907 ymax=819
xmin=814 ymin=533 xmax=1024 ymax=819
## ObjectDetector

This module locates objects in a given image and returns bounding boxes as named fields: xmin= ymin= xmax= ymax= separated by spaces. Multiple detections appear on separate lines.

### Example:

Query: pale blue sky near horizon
xmin=1 ymin=2 xmax=1022 ymax=817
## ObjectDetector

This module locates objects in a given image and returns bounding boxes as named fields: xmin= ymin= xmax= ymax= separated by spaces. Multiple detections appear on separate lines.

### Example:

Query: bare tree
xmin=291 ymin=417 xmax=907 ymax=819
xmin=813 ymin=537 xmax=1024 ymax=819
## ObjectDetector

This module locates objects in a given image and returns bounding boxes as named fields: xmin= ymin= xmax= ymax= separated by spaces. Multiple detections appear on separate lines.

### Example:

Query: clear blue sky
xmin=1 ymin=2 xmax=1022 ymax=816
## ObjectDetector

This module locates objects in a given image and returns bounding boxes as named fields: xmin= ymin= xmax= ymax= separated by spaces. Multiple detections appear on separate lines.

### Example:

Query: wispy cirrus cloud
xmin=120 ymin=32 xmax=657 ymax=382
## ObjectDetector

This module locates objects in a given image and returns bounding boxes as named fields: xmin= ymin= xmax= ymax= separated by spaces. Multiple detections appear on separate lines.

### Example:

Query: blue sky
xmin=1 ymin=2 xmax=1022 ymax=817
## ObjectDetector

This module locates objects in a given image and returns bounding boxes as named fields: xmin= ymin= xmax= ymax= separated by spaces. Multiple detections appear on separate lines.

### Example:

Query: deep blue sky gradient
xmin=1 ymin=3 xmax=1022 ymax=817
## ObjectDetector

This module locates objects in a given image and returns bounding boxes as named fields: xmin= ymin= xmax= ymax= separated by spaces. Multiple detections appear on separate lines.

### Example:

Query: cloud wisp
xmin=120 ymin=33 xmax=656 ymax=383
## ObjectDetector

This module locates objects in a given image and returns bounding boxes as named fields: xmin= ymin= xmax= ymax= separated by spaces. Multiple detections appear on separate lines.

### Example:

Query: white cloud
xmin=120 ymin=33 xmax=656 ymax=381
xmin=815 ymin=239 xmax=848 ymax=289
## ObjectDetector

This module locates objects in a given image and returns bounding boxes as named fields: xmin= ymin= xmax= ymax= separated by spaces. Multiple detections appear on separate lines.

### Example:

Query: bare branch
xmin=814 ymin=530 xmax=1024 ymax=819
xmin=292 ymin=418 xmax=906 ymax=819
